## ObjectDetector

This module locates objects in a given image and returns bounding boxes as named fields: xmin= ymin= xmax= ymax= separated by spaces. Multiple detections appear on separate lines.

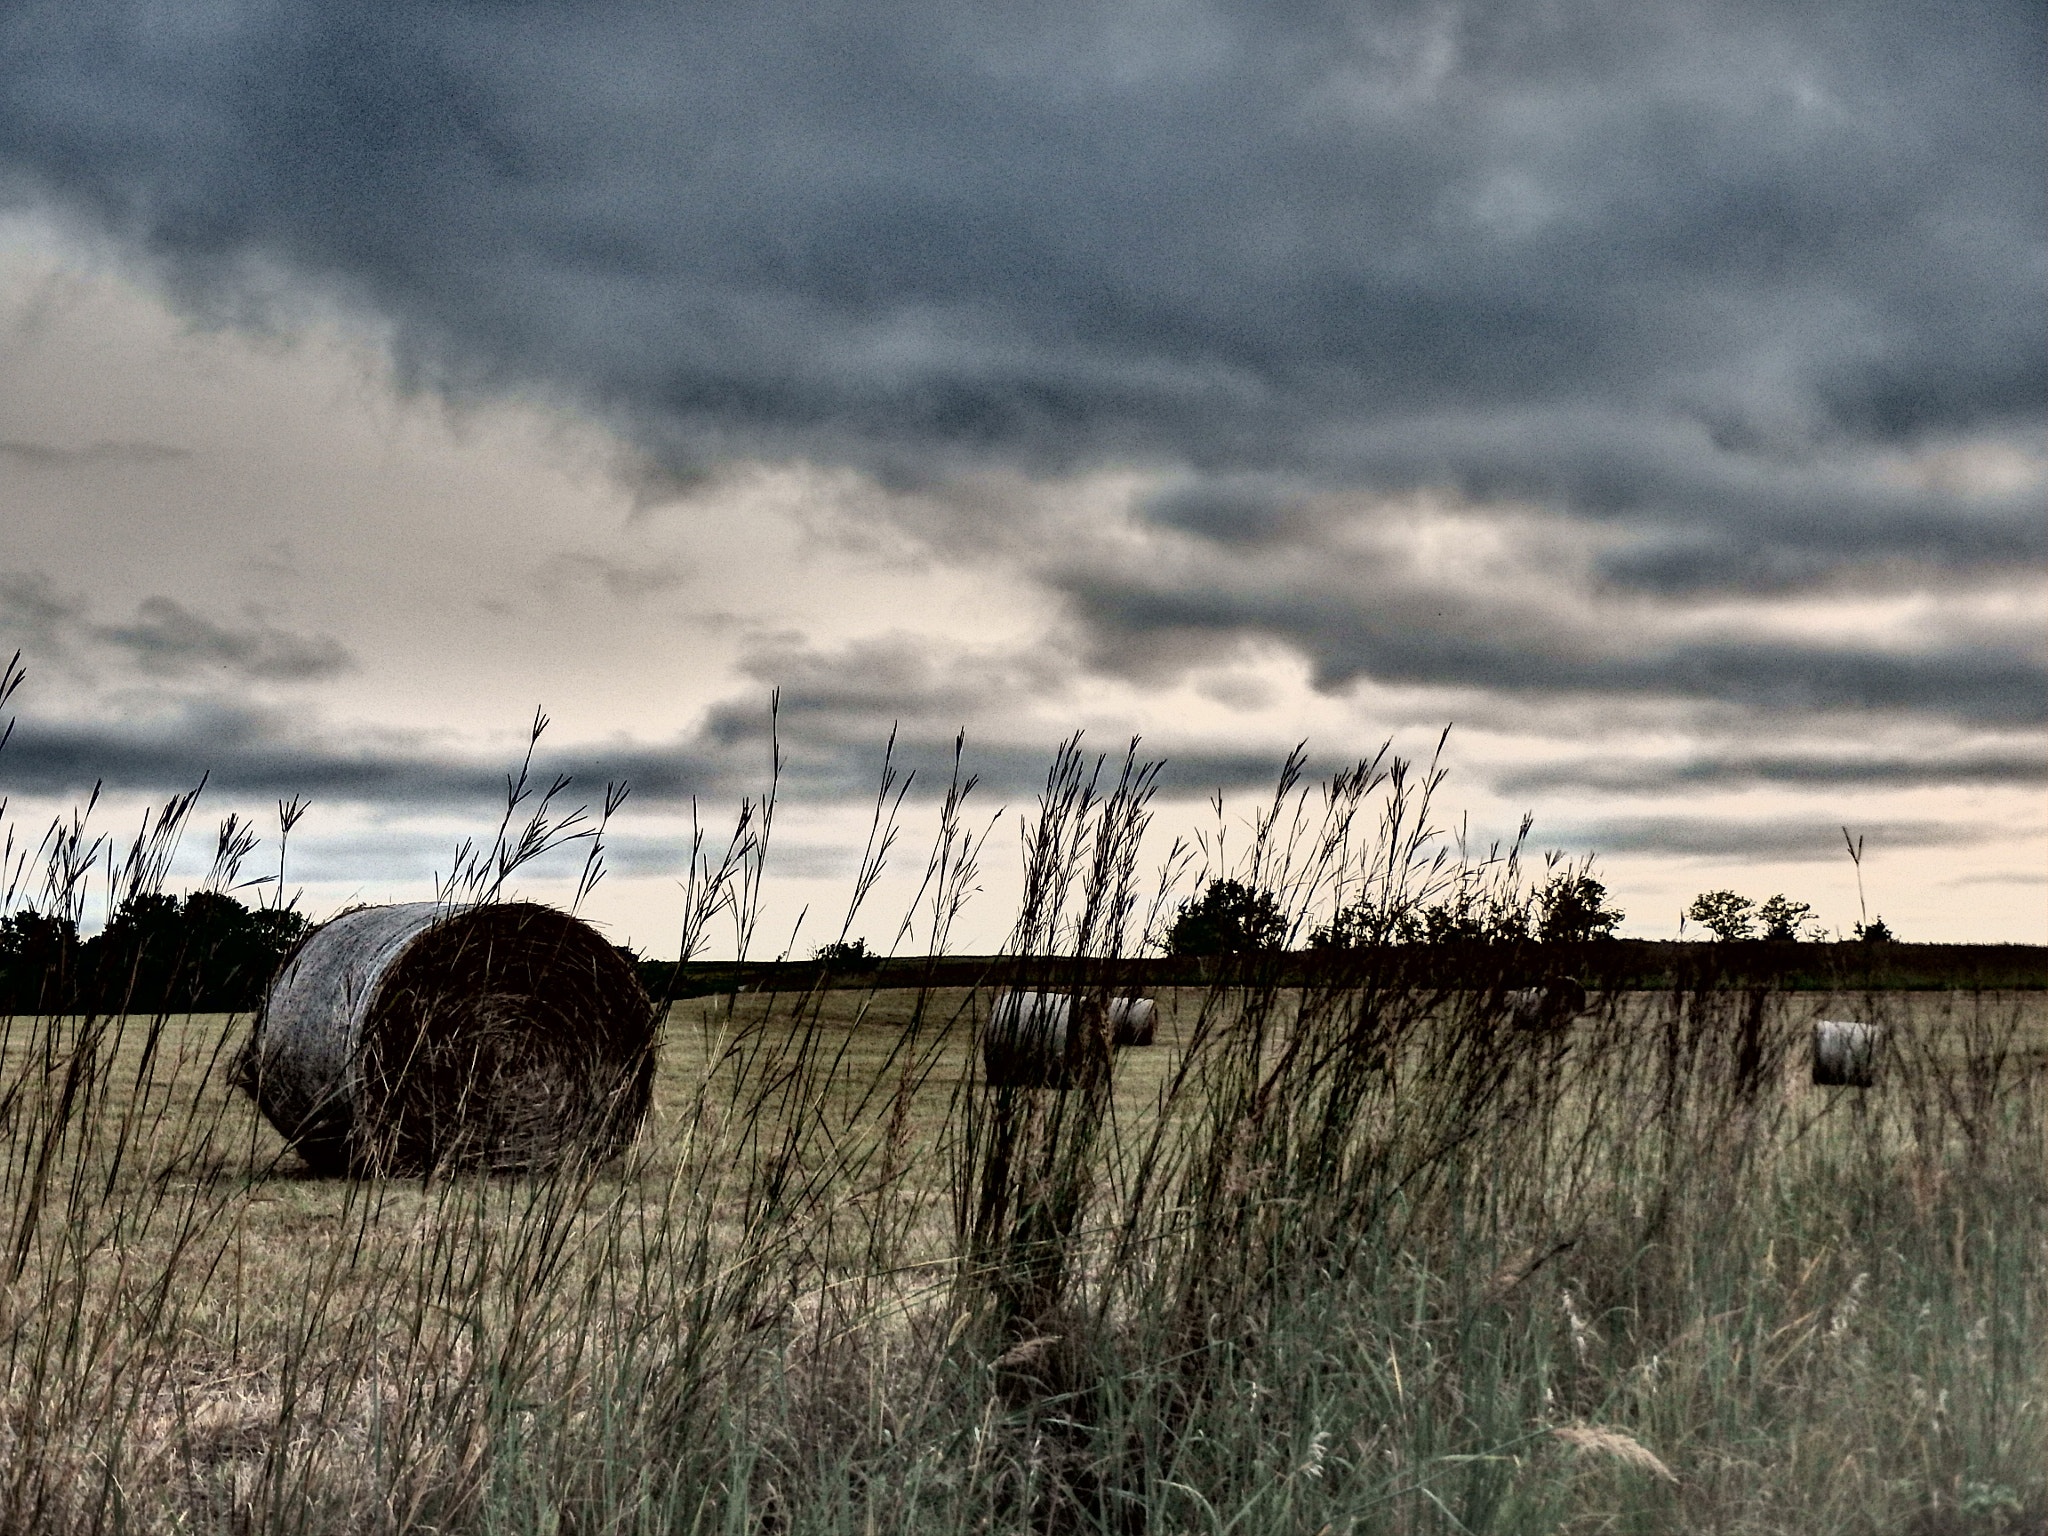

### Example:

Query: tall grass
xmin=0 ymin=720 xmax=2039 ymax=1534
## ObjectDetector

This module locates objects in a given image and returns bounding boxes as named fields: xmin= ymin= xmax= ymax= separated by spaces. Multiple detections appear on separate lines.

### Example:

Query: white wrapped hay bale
xmin=237 ymin=901 xmax=656 ymax=1175
xmin=1812 ymin=1019 xmax=1883 ymax=1087
xmin=1505 ymin=978 xmax=1588 ymax=1029
xmin=982 ymin=990 xmax=1160 ymax=1085
xmin=983 ymin=990 xmax=1075 ymax=1088
xmin=1107 ymin=996 xmax=1158 ymax=1047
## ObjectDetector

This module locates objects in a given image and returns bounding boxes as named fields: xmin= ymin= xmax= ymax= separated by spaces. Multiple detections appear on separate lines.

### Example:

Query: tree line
xmin=1165 ymin=875 xmax=1893 ymax=954
xmin=1164 ymin=870 xmax=1627 ymax=956
xmin=0 ymin=876 xmax=1900 ymax=1009
xmin=0 ymin=892 xmax=311 ymax=1013
xmin=1684 ymin=889 xmax=1892 ymax=943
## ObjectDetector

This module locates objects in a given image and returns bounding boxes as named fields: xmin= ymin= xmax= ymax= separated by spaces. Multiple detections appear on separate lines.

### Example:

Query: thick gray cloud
xmin=0 ymin=0 xmax=2039 ymax=774
xmin=1500 ymin=749 xmax=2048 ymax=795
xmin=1553 ymin=814 xmax=1983 ymax=861
xmin=97 ymin=596 xmax=352 ymax=681
xmin=0 ymin=696 xmax=736 ymax=805
xmin=0 ymin=668 xmax=1317 ymax=813
xmin=0 ymin=700 xmax=501 ymax=803
xmin=1057 ymin=566 xmax=2046 ymax=724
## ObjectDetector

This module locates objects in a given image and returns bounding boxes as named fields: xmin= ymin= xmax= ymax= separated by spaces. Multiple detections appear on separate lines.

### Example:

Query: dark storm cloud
xmin=1142 ymin=425 xmax=2046 ymax=594
xmin=1500 ymin=749 xmax=2048 ymax=795
xmin=0 ymin=0 xmax=2036 ymax=611
xmin=1058 ymin=569 xmax=2047 ymax=724
xmin=96 ymin=596 xmax=352 ymax=680
xmin=0 ymin=678 xmax=1274 ymax=821
xmin=0 ymin=701 xmax=501 ymax=802
xmin=1143 ymin=477 xmax=1313 ymax=547
xmin=0 ymin=698 xmax=738 ymax=807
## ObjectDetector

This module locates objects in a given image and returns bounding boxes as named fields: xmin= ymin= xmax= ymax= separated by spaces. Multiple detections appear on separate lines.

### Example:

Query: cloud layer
xmin=1 ymin=1 xmax=2037 ymax=532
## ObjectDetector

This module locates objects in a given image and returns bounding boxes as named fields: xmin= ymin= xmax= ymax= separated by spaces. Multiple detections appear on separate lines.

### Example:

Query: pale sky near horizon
xmin=0 ymin=1 xmax=2040 ymax=953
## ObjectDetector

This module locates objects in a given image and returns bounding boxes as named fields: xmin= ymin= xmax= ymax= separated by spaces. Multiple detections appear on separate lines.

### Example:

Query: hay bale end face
xmin=1813 ymin=1019 xmax=1882 ymax=1087
xmin=240 ymin=902 xmax=656 ymax=1175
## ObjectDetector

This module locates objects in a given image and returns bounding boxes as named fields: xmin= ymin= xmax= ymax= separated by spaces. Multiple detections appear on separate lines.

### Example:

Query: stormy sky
xmin=0 ymin=0 xmax=2040 ymax=948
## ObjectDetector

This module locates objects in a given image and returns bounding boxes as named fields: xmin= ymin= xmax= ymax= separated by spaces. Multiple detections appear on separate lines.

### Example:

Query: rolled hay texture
xmin=1813 ymin=1019 xmax=1883 ymax=1087
xmin=239 ymin=902 xmax=656 ymax=1175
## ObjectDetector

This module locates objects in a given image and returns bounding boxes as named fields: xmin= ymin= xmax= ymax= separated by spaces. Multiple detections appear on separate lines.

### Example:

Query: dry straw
xmin=1552 ymin=1424 xmax=1680 ymax=1483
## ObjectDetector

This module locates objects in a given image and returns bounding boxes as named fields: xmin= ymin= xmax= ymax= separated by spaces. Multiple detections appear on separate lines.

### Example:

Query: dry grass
xmin=0 ymin=981 xmax=2038 ymax=1534
xmin=0 ymin=721 xmax=2039 ymax=1534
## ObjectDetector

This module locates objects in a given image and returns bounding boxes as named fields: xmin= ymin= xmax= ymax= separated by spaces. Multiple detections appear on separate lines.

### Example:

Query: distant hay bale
xmin=982 ymin=990 xmax=1159 ymax=1085
xmin=1107 ymin=996 xmax=1158 ymax=1046
xmin=983 ymin=990 xmax=1075 ymax=1088
xmin=1506 ymin=978 xmax=1589 ymax=1029
xmin=1813 ymin=1019 xmax=1883 ymax=1087
xmin=237 ymin=901 xmax=656 ymax=1175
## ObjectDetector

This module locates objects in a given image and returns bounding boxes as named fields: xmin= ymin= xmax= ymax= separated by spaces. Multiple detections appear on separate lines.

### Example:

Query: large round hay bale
xmin=240 ymin=901 xmax=656 ymax=1175
xmin=1812 ymin=1019 xmax=1882 ymax=1087
xmin=1107 ymin=996 xmax=1157 ymax=1047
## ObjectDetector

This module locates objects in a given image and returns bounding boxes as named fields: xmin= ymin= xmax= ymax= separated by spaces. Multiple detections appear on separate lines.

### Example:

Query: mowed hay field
xmin=1 ymin=983 xmax=2042 ymax=1535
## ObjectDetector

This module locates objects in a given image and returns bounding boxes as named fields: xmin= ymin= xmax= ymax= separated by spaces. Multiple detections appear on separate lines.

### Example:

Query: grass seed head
xmin=1552 ymin=1423 xmax=1679 ymax=1483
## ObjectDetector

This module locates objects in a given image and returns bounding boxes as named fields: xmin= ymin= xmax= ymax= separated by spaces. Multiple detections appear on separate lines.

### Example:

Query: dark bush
xmin=813 ymin=937 xmax=880 ymax=969
xmin=0 ymin=892 xmax=310 ymax=1013
xmin=1166 ymin=878 xmax=1287 ymax=955
xmin=1536 ymin=872 xmax=1625 ymax=943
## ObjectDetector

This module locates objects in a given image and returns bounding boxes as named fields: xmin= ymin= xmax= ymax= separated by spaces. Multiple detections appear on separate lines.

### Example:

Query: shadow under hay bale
xmin=237 ymin=901 xmax=656 ymax=1176
xmin=1813 ymin=1018 xmax=1883 ymax=1087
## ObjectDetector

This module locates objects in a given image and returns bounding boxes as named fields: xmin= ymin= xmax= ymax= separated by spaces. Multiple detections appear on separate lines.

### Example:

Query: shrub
xmin=1756 ymin=893 xmax=1820 ymax=941
xmin=1688 ymin=890 xmax=1823 ymax=942
xmin=812 ymin=936 xmax=879 ymax=968
xmin=1535 ymin=871 xmax=1625 ymax=942
xmin=1166 ymin=877 xmax=1287 ymax=955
